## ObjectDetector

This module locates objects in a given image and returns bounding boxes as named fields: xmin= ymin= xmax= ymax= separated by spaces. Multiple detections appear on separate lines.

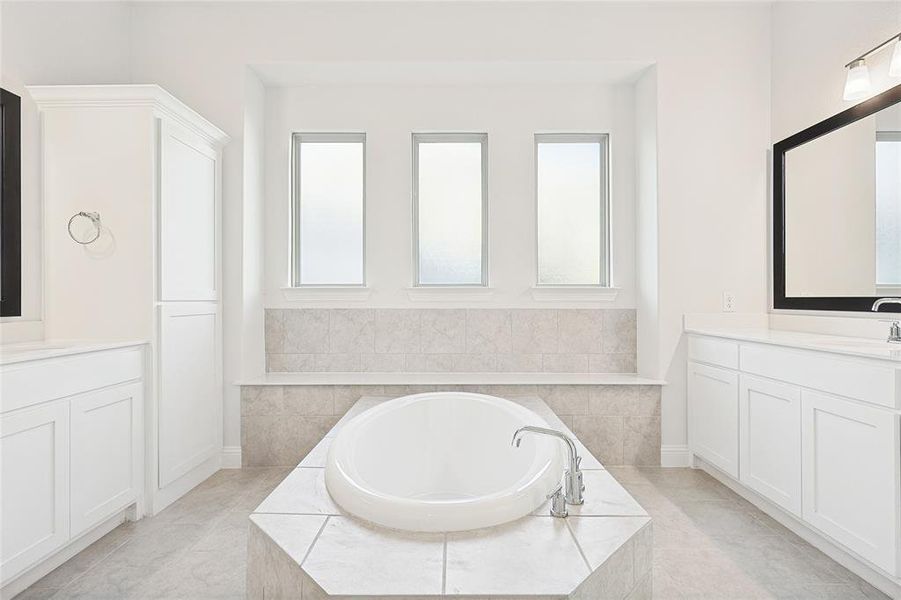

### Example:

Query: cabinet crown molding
xmin=26 ymin=84 xmax=230 ymax=147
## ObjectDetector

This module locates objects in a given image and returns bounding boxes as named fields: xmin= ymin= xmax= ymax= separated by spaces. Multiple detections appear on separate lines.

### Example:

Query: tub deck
xmin=246 ymin=395 xmax=652 ymax=599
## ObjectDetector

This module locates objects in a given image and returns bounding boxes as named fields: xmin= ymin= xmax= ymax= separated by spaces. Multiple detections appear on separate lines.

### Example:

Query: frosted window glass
xmin=296 ymin=139 xmax=364 ymax=285
xmin=876 ymin=137 xmax=901 ymax=285
xmin=537 ymin=137 xmax=607 ymax=285
xmin=415 ymin=138 xmax=485 ymax=285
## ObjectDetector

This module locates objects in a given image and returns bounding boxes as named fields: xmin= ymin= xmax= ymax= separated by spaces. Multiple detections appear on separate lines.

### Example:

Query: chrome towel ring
xmin=67 ymin=211 xmax=102 ymax=245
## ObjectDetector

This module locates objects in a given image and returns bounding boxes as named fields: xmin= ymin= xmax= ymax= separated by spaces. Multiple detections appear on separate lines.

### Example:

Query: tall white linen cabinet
xmin=29 ymin=85 xmax=230 ymax=515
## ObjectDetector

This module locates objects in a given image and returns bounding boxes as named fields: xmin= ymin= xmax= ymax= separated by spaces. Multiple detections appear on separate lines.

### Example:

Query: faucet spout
xmin=512 ymin=426 xmax=585 ymax=505
xmin=871 ymin=299 xmax=901 ymax=344
xmin=872 ymin=298 xmax=901 ymax=312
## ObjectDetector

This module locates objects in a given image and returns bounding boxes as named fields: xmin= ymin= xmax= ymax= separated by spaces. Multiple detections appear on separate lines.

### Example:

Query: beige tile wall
xmin=241 ymin=384 xmax=660 ymax=467
xmin=264 ymin=308 xmax=637 ymax=374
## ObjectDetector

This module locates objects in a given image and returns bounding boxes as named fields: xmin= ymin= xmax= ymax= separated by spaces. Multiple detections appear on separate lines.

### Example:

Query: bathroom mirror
xmin=1 ymin=88 xmax=22 ymax=318
xmin=774 ymin=83 xmax=901 ymax=312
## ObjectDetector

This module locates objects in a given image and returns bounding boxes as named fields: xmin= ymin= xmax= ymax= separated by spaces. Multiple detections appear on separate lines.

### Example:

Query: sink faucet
xmin=871 ymin=298 xmax=901 ymax=344
xmin=512 ymin=426 xmax=585 ymax=506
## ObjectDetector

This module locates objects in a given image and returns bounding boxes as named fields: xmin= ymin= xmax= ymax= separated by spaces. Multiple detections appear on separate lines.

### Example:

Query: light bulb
xmin=843 ymin=59 xmax=871 ymax=101
xmin=890 ymin=37 xmax=901 ymax=78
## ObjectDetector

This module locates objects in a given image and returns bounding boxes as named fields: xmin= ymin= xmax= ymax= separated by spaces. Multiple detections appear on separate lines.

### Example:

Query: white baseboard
xmin=660 ymin=444 xmax=691 ymax=467
xmin=221 ymin=446 xmax=242 ymax=469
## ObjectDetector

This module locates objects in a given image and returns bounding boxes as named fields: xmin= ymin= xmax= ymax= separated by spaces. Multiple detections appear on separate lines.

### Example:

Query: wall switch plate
xmin=722 ymin=291 xmax=736 ymax=313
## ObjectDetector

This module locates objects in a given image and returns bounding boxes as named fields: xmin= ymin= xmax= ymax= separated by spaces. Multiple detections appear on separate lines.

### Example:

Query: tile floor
xmin=19 ymin=467 xmax=890 ymax=600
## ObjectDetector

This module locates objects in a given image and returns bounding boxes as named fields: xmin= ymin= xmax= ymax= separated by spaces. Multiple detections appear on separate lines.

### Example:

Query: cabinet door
xmin=159 ymin=119 xmax=219 ymax=302
xmin=70 ymin=383 xmax=143 ymax=537
xmin=739 ymin=375 xmax=801 ymax=516
xmin=0 ymin=401 xmax=69 ymax=582
xmin=688 ymin=362 xmax=739 ymax=478
xmin=158 ymin=302 xmax=221 ymax=488
xmin=802 ymin=390 xmax=900 ymax=575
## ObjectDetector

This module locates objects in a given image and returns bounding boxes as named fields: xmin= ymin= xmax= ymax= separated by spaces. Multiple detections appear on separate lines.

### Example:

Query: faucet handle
xmin=547 ymin=484 xmax=568 ymax=518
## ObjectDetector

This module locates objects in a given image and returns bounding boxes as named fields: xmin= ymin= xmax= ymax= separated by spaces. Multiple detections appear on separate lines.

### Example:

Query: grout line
xmin=441 ymin=533 xmax=448 ymax=595
xmin=299 ymin=515 xmax=330 ymax=568
xmin=564 ymin=517 xmax=594 ymax=573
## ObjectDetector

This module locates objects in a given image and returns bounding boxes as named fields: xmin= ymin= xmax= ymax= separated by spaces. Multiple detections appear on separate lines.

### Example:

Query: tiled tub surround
xmin=241 ymin=384 xmax=661 ymax=467
xmin=246 ymin=395 xmax=653 ymax=599
xmin=265 ymin=308 xmax=637 ymax=374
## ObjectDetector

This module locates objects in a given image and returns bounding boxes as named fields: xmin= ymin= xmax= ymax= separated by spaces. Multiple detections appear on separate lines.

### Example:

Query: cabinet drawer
xmin=688 ymin=336 xmax=739 ymax=370
xmin=1 ymin=348 xmax=144 ymax=414
xmin=740 ymin=343 xmax=897 ymax=409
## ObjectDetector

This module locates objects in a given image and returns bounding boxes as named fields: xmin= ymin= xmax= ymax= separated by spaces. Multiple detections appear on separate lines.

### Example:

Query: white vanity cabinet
xmin=0 ymin=400 xmax=70 ymax=583
xmin=70 ymin=382 xmax=143 ymax=537
xmin=739 ymin=374 xmax=801 ymax=516
xmin=801 ymin=389 xmax=899 ymax=574
xmin=687 ymin=361 xmax=739 ymax=478
xmin=0 ymin=344 xmax=145 ymax=594
xmin=687 ymin=330 xmax=901 ymax=590
xmin=29 ymin=84 xmax=229 ymax=516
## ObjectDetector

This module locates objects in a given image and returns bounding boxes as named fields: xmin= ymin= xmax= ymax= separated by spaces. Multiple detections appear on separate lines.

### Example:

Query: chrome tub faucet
xmin=512 ymin=426 xmax=585 ymax=509
xmin=871 ymin=298 xmax=901 ymax=344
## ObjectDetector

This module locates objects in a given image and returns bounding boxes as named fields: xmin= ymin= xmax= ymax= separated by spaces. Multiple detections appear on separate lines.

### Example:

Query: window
xmin=413 ymin=133 xmax=488 ymax=286
xmin=535 ymin=133 xmax=609 ymax=286
xmin=292 ymin=133 xmax=365 ymax=286
xmin=876 ymin=132 xmax=901 ymax=290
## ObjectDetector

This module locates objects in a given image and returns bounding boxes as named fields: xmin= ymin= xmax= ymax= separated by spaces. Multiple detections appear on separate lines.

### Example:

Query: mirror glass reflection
xmin=785 ymin=102 xmax=901 ymax=297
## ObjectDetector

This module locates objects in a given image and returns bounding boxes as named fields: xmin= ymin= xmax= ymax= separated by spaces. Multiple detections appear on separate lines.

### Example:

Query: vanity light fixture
xmin=843 ymin=59 xmax=872 ymax=101
xmin=843 ymin=32 xmax=901 ymax=101
xmin=891 ymin=37 xmax=901 ymax=78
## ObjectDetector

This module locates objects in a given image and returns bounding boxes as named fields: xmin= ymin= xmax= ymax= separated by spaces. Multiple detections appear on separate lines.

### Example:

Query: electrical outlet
xmin=722 ymin=291 xmax=736 ymax=313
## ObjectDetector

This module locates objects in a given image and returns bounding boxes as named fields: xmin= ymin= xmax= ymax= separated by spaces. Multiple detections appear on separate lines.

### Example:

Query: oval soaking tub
xmin=325 ymin=392 xmax=564 ymax=532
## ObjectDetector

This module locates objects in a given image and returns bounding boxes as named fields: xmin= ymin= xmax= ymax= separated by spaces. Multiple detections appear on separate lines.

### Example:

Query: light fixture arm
xmin=845 ymin=31 xmax=901 ymax=68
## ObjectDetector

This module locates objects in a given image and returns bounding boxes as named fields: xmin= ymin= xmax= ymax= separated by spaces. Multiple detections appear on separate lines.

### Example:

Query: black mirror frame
xmin=773 ymin=83 xmax=901 ymax=313
xmin=1 ymin=88 xmax=22 ymax=318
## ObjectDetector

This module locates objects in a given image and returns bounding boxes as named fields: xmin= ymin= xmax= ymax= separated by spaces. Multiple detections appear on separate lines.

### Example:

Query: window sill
xmin=530 ymin=286 xmax=619 ymax=303
xmin=282 ymin=286 xmax=372 ymax=302
xmin=406 ymin=287 xmax=494 ymax=302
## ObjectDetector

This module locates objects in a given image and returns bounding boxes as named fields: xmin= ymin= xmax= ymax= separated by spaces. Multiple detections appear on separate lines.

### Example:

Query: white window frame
xmin=534 ymin=132 xmax=611 ymax=288
xmin=412 ymin=132 xmax=489 ymax=287
xmin=290 ymin=132 xmax=366 ymax=288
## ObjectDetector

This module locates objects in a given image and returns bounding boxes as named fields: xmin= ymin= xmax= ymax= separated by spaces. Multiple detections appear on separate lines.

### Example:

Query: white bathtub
xmin=324 ymin=392 xmax=564 ymax=532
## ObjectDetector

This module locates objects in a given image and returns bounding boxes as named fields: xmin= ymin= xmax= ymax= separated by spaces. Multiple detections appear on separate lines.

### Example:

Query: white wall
xmin=635 ymin=67 xmax=659 ymax=377
xmin=772 ymin=2 xmax=901 ymax=142
xmin=238 ymin=68 xmax=267 ymax=451
xmin=0 ymin=2 xmax=131 ymax=342
xmin=3 ymin=1 xmax=774 ymax=458
xmin=263 ymin=82 xmax=637 ymax=309
xmin=770 ymin=1 xmax=901 ymax=338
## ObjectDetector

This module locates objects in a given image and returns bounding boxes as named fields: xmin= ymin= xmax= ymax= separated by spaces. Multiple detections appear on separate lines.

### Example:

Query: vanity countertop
xmin=0 ymin=339 xmax=148 ymax=366
xmin=685 ymin=326 xmax=901 ymax=363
